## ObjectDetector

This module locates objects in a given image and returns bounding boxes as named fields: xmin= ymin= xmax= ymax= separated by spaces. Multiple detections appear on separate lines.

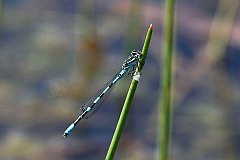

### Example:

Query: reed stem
xmin=105 ymin=24 xmax=153 ymax=160
xmin=159 ymin=0 xmax=176 ymax=159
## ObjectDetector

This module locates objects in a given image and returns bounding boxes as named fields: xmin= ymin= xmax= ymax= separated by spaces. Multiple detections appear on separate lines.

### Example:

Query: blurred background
xmin=0 ymin=0 xmax=239 ymax=160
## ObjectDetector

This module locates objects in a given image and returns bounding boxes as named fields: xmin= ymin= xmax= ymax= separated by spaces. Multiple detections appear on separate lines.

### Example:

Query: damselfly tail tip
xmin=62 ymin=133 xmax=68 ymax=138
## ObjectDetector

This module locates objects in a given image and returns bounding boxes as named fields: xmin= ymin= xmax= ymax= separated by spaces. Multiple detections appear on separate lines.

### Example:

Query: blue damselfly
xmin=62 ymin=50 xmax=142 ymax=138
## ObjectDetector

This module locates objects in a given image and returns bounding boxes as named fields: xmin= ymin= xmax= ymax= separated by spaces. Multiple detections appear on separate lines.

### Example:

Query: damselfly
xmin=62 ymin=50 xmax=142 ymax=138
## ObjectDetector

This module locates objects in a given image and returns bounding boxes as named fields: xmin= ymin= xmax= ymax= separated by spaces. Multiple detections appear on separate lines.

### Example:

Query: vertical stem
xmin=105 ymin=24 xmax=152 ymax=160
xmin=0 ymin=0 xmax=3 ymax=28
xmin=205 ymin=0 xmax=239 ymax=62
xmin=159 ymin=0 xmax=176 ymax=160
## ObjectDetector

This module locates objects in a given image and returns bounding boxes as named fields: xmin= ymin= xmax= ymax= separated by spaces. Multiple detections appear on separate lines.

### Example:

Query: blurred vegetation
xmin=159 ymin=0 xmax=175 ymax=159
xmin=0 ymin=0 xmax=239 ymax=160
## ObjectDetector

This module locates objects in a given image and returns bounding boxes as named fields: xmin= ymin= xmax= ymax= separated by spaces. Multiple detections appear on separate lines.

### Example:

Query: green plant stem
xmin=105 ymin=24 xmax=152 ymax=160
xmin=159 ymin=0 xmax=176 ymax=160
xmin=0 ymin=0 xmax=3 ymax=28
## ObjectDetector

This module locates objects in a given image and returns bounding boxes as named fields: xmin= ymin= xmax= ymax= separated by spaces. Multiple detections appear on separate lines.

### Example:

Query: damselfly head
xmin=131 ymin=50 xmax=142 ymax=59
xmin=122 ymin=50 xmax=142 ymax=74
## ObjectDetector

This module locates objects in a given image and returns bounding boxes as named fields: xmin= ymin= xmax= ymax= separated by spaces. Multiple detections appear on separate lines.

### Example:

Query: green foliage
xmin=105 ymin=24 xmax=153 ymax=160
xmin=159 ymin=0 xmax=176 ymax=160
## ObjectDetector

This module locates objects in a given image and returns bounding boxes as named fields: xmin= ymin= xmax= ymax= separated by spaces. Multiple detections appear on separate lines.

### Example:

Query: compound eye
xmin=131 ymin=50 xmax=138 ymax=56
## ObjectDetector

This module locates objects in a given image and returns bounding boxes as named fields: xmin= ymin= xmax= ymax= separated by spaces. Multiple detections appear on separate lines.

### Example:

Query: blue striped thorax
xmin=122 ymin=50 xmax=142 ymax=75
